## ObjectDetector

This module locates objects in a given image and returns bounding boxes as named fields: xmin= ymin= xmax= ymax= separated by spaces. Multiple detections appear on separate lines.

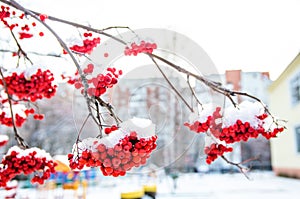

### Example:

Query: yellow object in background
xmin=120 ymin=187 xmax=144 ymax=199
xmin=143 ymin=184 xmax=157 ymax=193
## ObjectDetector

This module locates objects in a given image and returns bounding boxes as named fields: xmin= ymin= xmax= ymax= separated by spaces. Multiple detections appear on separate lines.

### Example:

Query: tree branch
xmin=187 ymin=75 xmax=203 ymax=110
xmin=0 ymin=49 xmax=63 ymax=58
xmin=221 ymin=155 xmax=250 ymax=179
xmin=9 ymin=29 xmax=33 ymax=65
xmin=148 ymin=54 xmax=194 ymax=112
xmin=95 ymin=97 xmax=122 ymax=125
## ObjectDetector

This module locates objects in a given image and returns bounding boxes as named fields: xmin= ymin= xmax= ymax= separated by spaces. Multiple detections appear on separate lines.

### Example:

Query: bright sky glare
xmin=25 ymin=0 xmax=300 ymax=80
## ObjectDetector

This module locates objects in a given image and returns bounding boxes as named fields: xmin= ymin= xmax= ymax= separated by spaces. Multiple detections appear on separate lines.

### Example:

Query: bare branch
xmin=221 ymin=155 xmax=250 ymax=180
xmin=187 ymin=75 xmax=203 ymax=110
xmin=9 ymin=29 xmax=33 ymax=65
xmin=0 ymin=49 xmax=63 ymax=58
xmin=148 ymin=54 xmax=194 ymax=112
xmin=76 ymin=114 xmax=91 ymax=143
xmin=1 ymin=0 xmax=128 ymax=45
xmin=95 ymin=97 xmax=122 ymax=125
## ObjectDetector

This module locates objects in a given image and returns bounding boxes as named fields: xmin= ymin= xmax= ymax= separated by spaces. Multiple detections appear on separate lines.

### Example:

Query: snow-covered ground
xmin=1 ymin=172 xmax=300 ymax=199
xmin=156 ymin=172 xmax=300 ymax=199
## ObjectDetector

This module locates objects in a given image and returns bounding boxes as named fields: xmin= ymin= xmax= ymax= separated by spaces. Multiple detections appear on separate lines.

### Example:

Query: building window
xmin=290 ymin=73 xmax=300 ymax=105
xmin=296 ymin=126 xmax=300 ymax=153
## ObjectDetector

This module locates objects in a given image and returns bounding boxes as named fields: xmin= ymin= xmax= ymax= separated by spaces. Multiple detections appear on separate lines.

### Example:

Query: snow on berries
xmin=124 ymin=40 xmax=157 ymax=56
xmin=68 ymin=118 xmax=157 ymax=177
xmin=184 ymin=101 xmax=285 ymax=164
xmin=0 ymin=146 xmax=57 ymax=187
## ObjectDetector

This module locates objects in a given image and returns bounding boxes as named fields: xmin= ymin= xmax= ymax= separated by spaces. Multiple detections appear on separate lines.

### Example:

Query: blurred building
xmin=268 ymin=53 xmax=300 ymax=178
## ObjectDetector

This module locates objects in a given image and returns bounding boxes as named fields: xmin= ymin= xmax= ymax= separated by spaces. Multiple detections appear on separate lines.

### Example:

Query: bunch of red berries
xmin=204 ymin=143 xmax=233 ymax=164
xmin=219 ymin=120 xmax=259 ymax=143
xmin=0 ymin=112 xmax=26 ymax=127
xmin=70 ymin=32 xmax=100 ymax=54
xmin=219 ymin=114 xmax=284 ymax=143
xmin=1 ymin=69 xmax=57 ymax=102
xmin=73 ymin=64 xmax=122 ymax=97
xmin=257 ymin=113 xmax=285 ymax=139
xmin=185 ymin=103 xmax=285 ymax=164
xmin=184 ymin=107 xmax=222 ymax=136
xmin=0 ymin=5 xmax=10 ymax=20
xmin=1 ymin=5 xmax=45 ymax=39
xmin=0 ymin=105 xmax=41 ymax=127
xmin=124 ymin=40 xmax=157 ymax=56
xmin=0 ymin=146 xmax=57 ymax=187
xmin=184 ymin=116 xmax=211 ymax=133
xmin=68 ymin=150 xmax=101 ymax=170
xmin=69 ymin=132 xmax=157 ymax=177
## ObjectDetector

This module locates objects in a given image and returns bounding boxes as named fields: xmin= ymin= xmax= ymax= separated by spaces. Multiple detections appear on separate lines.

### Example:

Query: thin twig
xmin=0 ymin=49 xmax=63 ymax=58
xmin=95 ymin=100 xmax=103 ymax=138
xmin=95 ymin=97 xmax=122 ymax=125
xmin=148 ymin=54 xmax=193 ymax=112
xmin=187 ymin=75 xmax=203 ymax=110
xmin=9 ymin=29 xmax=33 ymax=65
xmin=76 ymin=114 xmax=91 ymax=143
xmin=221 ymin=155 xmax=250 ymax=180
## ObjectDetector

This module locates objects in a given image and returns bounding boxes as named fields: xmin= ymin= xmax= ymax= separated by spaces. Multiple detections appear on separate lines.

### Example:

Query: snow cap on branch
xmin=120 ymin=117 xmax=155 ymax=138
xmin=189 ymin=103 xmax=216 ymax=123
xmin=223 ymin=101 xmax=264 ymax=128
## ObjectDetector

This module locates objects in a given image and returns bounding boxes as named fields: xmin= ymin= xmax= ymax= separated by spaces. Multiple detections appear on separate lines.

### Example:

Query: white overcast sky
xmin=24 ymin=0 xmax=300 ymax=80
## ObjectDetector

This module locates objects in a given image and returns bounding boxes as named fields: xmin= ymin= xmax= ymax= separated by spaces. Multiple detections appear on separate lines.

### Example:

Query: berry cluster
xmin=1 ymin=69 xmax=57 ymax=102
xmin=185 ymin=104 xmax=285 ymax=164
xmin=124 ymin=40 xmax=157 ymax=56
xmin=184 ymin=116 xmax=211 ymax=133
xmin=69 ymin=132 xmax=157 ymax=177
xmin=204 ymin=143 xmax=233 ymax=164
xmin=0 ymin=147 xmax=57 ymax=187
xmin=184 ymin=107 xmax=222 ymax=136
xmin=0 ymin=5 xmax=10 ymax=20
xmin=258 ymin=115 xmax=285 ymax=139
xmin=0 ymin=112 xmax=26 ymax=127
xmin=68 ymin=150 xmax=101 ymax=170
xmin=219 ymin=114 xmax=284 ymax=143
xmin=0 ymin=104 xmax=39 ymax=128
xmin=73 ymin=64 xmax=122 ymax=97
xmin=70 ymin=32 xmax=100 ymax=54
xmin=219 ymin=120 xmax=259 ymax=143
xmin=1 ymin=5 xmax=45 ymax=38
